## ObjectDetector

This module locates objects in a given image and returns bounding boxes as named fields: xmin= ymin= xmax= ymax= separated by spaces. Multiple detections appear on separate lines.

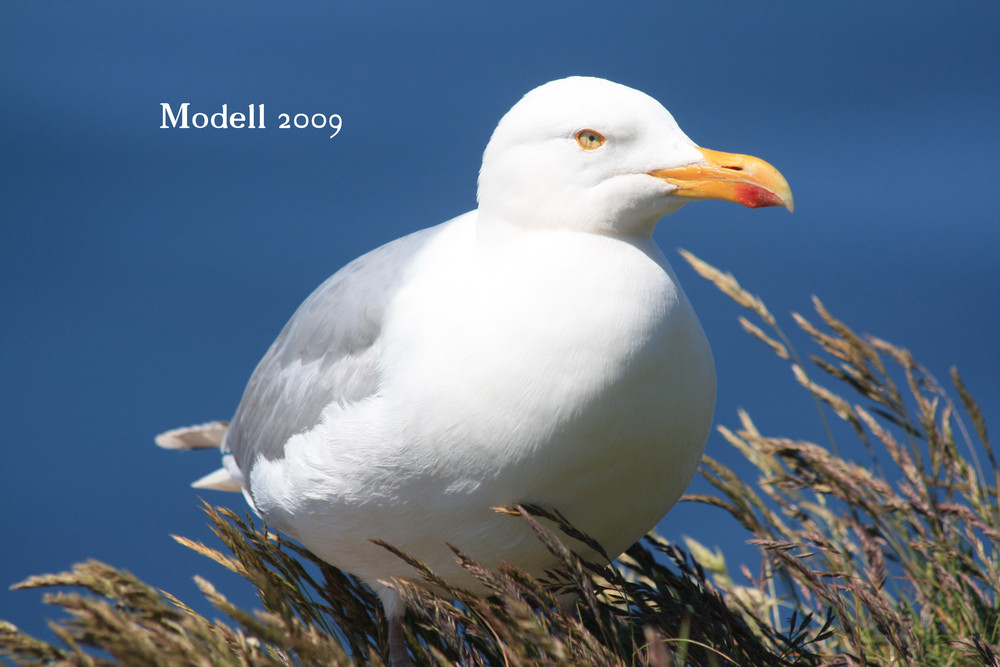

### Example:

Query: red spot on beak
xmin=736 ymin=183 xmax=786 ymax=209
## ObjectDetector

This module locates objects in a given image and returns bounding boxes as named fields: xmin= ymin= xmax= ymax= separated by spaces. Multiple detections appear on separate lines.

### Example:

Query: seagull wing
xmin=223 ymin=224 xmax=442 ymax=480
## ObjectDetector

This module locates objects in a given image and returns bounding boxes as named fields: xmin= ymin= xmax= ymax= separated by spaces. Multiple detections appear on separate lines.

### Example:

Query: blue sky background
xmin=3 ymin=2 xmax=998 ymax=644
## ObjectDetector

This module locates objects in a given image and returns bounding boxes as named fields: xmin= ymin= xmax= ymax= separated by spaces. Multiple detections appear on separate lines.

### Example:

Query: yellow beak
xmin=649 ymin=147 xmax=794 ymax=212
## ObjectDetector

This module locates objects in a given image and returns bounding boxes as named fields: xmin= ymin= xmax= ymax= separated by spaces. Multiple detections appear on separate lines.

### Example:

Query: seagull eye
xmin=575 ymin=129 xmax=606 ymax=151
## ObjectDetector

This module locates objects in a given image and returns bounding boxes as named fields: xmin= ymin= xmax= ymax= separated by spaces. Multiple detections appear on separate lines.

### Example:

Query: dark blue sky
xmin=3 ymin=2 xmax=998 ymax=642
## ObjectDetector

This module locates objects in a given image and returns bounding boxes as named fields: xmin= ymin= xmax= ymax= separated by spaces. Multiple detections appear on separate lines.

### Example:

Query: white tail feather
xmin=191 ymin=467 xmax=243 ymax=492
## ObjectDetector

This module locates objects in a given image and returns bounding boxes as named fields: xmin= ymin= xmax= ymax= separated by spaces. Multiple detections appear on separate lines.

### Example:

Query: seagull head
xmin=477 ymin=76 xmax=792 ymax=237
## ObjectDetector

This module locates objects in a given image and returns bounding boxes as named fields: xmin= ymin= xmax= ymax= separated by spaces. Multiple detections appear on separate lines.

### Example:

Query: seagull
xmin=157 ymin=76 xmax=792 ymax=665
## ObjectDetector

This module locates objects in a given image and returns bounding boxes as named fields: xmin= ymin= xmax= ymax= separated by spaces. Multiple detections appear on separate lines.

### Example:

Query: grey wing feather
xmin=224 ymin=224 xmax=442 ymax=476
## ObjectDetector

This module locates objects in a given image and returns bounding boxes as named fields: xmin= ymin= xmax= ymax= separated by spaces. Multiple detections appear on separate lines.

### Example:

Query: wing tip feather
xmin=155 ymin=421 xmax=230 ymax=450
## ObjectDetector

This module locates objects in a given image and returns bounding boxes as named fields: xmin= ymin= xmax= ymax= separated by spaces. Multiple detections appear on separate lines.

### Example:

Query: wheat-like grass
xmin=2 ymin=255 xmax=993 ymax=666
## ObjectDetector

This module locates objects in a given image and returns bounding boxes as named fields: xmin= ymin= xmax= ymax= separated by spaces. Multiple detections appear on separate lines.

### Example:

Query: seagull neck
xmin=474 ymin=211 xmax=530 ymax=249
xmin=475 ymin=208 xmax=656 ymax=244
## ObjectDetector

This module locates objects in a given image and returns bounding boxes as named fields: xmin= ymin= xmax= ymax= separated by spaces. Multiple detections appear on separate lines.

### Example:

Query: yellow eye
xmin=575 ymin=129 xmax=605 ymax=150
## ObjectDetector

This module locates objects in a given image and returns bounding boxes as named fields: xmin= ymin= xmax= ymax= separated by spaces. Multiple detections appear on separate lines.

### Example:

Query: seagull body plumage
xmin=158 ymin=76 xmax=792 ymax=663
xmin=248 ymin=212 xmax=714 ymax=595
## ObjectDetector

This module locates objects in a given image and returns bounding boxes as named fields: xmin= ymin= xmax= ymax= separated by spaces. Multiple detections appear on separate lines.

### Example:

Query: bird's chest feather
xmin=377 ymin=229 xmax=715 ymax=480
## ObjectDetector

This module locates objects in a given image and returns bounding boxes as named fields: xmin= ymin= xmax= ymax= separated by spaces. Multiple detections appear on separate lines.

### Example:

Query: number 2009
xmin=278 ymin=112 xmax=342 ymax=139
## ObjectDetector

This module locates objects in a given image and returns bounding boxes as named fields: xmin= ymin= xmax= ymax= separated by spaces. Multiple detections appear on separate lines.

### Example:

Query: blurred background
xmin=3 ymin=2 xmax=997 ymax=642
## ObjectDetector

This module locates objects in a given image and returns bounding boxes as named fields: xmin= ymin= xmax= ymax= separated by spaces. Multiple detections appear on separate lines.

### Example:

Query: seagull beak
xmin=648 ymin=147 xmax=794 ymax=212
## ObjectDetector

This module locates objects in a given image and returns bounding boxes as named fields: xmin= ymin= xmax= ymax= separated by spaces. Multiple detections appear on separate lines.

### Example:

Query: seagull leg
xmin=379 ymin=589 xmax=414 ymax=667
xmin=557 ymin=591 xmax=579 ymax=617
xmin=387 ymin=613 xmax=414 ymax=667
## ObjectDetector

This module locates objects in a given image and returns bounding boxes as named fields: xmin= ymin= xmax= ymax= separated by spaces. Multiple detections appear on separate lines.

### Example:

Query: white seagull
xmin=158 ymin=76 xmax=792 ymax=664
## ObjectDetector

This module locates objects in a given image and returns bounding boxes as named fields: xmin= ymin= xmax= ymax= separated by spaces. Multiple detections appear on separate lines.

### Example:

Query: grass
xmin=2 ymin=253 xmax=995 ymax=666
